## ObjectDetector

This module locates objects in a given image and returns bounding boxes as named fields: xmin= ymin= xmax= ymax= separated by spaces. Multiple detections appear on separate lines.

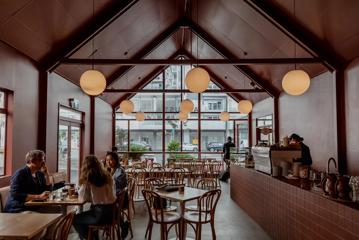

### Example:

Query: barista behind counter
xmin=289 ymin=133 xmax=312 ymax=166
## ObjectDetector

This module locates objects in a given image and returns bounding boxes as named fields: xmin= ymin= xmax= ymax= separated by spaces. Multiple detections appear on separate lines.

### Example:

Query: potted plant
xmin=129 ymin=144 xmax=147 ymax=161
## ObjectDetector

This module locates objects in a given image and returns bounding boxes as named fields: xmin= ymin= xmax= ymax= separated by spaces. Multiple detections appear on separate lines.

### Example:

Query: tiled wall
xmin=230 ymin=166 xmax=359 ymax=239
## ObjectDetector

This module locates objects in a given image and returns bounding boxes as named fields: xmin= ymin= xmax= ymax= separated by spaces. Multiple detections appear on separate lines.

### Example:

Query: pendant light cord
xmin=92 ymin=0 xmax=95 ymax=70
xmin=294 ymin=0 xmax=296 ymax=70
xmin=196 ymin=0 xmax=199 ymax=67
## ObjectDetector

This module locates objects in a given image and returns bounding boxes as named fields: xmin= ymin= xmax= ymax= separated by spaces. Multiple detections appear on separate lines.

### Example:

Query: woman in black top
xmin=289 ymin=133 xmax=312 ymax=166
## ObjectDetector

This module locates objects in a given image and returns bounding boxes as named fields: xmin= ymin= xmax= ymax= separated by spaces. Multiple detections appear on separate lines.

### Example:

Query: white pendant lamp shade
xmin=219 ymin=112 xmax=230 ymax=121
xmin=178 ymin=112 xmax=188 ymax=121
xmin=185 ymin=67 xmax=210 ymax=93
xmin=80 ymin=70 xmax=106 ymax=96
xmin=119 ymin=100 xmax=134 ymax=114
xmin=238 ymin=100 xmax=253 ymax=114
xmin=282 ymin=70 xmax=310 ymax=96
xmin=180 ymin=99 xmax=194 ymax=113
xmin=135 ymin=112 xmax=145 ymax=121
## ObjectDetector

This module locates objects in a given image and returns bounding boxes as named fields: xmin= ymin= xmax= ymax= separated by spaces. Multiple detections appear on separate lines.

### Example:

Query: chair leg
xmin=129 ymin=219 xmax=134 ymax=238
xmin=210 ymin=219 xmax=216 ymax=240
xmin=195 ymin=224 xmax=202 ymax=240
xmin=145 ymin=218 xmax=150 ymax=238
xmin=147 ymin=221 xmax=153 ymax=240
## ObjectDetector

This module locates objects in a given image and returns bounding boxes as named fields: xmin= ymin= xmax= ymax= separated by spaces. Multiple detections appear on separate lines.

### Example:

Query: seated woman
xmin=73 ymin=155 xmax=116 ymax=240
xmin=106 ymin=151 xmax=129 ymax=238
xmin=5 ymin=150 xmax=51 ymax=213
xmin=106 ymin=152 xmax=127 ymax=196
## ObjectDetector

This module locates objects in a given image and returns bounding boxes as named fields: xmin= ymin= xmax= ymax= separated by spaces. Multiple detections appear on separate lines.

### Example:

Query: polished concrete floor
xmin=69 ymin=181 xmax=270 ymax=240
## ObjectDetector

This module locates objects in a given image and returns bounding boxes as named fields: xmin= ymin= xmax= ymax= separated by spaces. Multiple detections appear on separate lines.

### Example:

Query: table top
xmin=25 ymin=196 xmax=86 ymax=207
xmin=155 ymin=187 xmax=208 ymax=202
xmin=126 ymin=168 xmax=190 ymax=173
xmin=0 ymin=213 xmax=62 ymax=239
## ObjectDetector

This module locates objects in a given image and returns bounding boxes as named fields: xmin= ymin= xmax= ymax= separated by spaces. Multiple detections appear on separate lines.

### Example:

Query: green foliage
xmin=115 ymin=128 xmax=127 ymax=151
xmin=129 ymin=144 xmax=146 ymax=160
xmin=167 ymin=140 xmax=180 ymax=152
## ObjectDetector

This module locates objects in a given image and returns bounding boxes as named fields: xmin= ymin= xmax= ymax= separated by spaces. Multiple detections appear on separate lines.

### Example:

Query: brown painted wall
xmin=0 ymin=42 xmax=39 ymax=185
xmin=346 ymin=58 xmax=359 ymax=175
xmin=94 ymin=98 xmax=112 ymax=160
xmin=46 ymin=73 xmax=91 ymax=172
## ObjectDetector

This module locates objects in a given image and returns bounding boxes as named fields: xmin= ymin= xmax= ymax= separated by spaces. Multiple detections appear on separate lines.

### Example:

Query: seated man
xmin=4 ymin=150 xmax=52 ymax=213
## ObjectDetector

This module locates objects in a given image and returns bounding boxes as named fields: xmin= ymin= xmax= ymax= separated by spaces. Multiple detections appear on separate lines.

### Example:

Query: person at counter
xmin=223 ymin=137 xmax=236 ymax=166
xmin=289 ymin=133 xmax=312 ymax=166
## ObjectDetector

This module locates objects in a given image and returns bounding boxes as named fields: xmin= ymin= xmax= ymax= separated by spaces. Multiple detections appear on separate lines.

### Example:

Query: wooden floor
xmin=69 ymin=181 xmax=270 ymax=240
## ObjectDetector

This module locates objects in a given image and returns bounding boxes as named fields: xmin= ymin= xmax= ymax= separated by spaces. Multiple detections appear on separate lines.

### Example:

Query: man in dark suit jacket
xmin=4 ymin=150 xmax=51 ymax=213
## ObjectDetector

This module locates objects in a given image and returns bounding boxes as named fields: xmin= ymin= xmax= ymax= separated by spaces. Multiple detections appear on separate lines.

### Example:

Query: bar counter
xmin=230 ymin=165 xmax=359 ymax=240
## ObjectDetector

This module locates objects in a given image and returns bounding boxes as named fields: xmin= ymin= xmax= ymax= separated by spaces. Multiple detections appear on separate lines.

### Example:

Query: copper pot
xmin=321 ymin=173 xmax=337 ymax=198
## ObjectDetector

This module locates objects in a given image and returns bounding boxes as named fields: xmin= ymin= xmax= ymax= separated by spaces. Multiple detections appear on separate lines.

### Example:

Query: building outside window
xmin=0 ymin=90 xmax=7 ymax=176
xmin=115 ymin=64 xmax=249 ymax=163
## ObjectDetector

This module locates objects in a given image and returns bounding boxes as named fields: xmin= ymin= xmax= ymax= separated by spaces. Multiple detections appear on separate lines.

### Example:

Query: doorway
xmin=57 ymin=105 xmax=84 ymax=184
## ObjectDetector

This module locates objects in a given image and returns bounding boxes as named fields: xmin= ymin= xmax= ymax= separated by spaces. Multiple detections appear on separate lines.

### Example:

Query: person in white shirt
xmin=73 ymin=155 xmax=116 ymax=240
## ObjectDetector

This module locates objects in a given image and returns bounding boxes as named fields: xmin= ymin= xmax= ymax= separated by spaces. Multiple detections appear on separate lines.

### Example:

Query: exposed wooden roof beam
xmin=40 ymin=0 xmax=139 ymax=72
xmin=106 ymin=18 xmax=186 ymax=87
xmin=62 ymin=57 xmax=321 ymax=65
xmin=184 ymin=18 xmax=280 ymax=98
xmin=105 ymin=89 xmax=264 ymax=93
xmin=181 ymin=50 xmax=245 ymax=101
xmin=111 ymin=50 xmax=182 ymax=108
xmin=244 ymin=0 xmax=345 ymax=71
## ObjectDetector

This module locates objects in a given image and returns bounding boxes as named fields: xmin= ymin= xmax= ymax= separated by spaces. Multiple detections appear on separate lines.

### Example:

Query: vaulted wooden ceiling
xmin=1 ymin=0 xmax=358 ymax=107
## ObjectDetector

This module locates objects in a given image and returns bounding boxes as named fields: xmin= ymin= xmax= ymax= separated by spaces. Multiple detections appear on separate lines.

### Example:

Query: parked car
xmin=206 ymin=142 xmax=223 ymax=152
xmin=182 ymin=143 xmax=198 ymax=151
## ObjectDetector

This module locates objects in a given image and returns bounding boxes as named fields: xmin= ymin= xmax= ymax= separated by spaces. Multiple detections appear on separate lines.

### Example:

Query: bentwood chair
xmin=87 ymin=189 xmax=127 ymax=240
xmin=142 ymin=189 xmax=181 ymax=240
xmin=185 ymin=179 xmax=218 ymax=212
xmin=51 ymin=210 xmax=75 ymax=239
xmin=184 ymin=189 xmax=221 ymax=240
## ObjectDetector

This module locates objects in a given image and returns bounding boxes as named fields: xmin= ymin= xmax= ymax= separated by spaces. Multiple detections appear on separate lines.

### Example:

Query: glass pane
xmin=143 ymin=74 xmax=163 ymax=89
xmin=182 ymin=65 xmax=192 ymax=89
xmin=201 ymin=153 xmax=224 ymax=161
xmin=131 ymin=93 xmax=162 ymax=112
xmin=182 ymin=93 xmax=198 ymax=112
xmin=116 ymin=112 xmax=135 ymax=120
xmin=182 ymin=120 xmax=198 ymax=152
xmin=165 ymin=65 xmax=181 ymax=89
xmin=208 ymin=81 xmax=220 ymax=90
xmin=59 ymin=107 xmax=82 ymax=120
xmin=70 ymin=126 xmax=80 ymax=184
xmin=58 ymin=125 xmax=68 ymax=175
xmin=129 ymin=121 xmax=162 ymax=154
xmin=0 ymin=91 xmax=4 ymax=109
xmin=165 ymin=120 xmax=180 ymax=152
xmin=201 ymin=121 xmax=234 ymax=152
xmin=115 ymin=121 xmax=128 ymax=151
xmin=201 ymin=92 xmax=226 ymax=112
xmin=165 ymin=153 xmax=198 ymax=163
xmin=237 ymin=121 xmax=249 ymax=149
xmin=165 ymin=93 xmax=181 ymax=112
xmin=0 ymin=114 xmax=6 ymax=175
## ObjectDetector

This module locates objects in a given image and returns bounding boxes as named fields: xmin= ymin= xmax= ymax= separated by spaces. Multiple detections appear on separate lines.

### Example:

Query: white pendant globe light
xmin=119 ymin=100 xmax=134 ymax=114
xmin=80 ymin=70 xmax=106 ymax=96
xmin=238 ymin=100 xmax=253 ymax=114
xmin=135 ymin=112 xmax=145 ymax=121
xmin=180 ymin=99 xmax=194 ymax=113
xmin=219 ymin=112 xmax=230 ymax=121
xmin=185 ymin=67 xmax=210 ymax=93
xmin=178 ymin=112 xmax=188 ymax=121
xmin=282 ymin=70 xmax=310 ymax=96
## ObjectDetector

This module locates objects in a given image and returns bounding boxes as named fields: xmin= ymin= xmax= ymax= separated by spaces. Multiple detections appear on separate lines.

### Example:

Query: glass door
xmin=58 ymin=123 xmax=81 ymax=184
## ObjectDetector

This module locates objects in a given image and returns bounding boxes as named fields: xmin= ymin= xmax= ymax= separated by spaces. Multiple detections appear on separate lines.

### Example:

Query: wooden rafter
xmin=184 ymin=18 xmax=280 ymax=98
xmin=244 ymin=0 xmax=345 ymax=71
xmin=62 ymin=57 xmax=321 ymax=65
xmin=106 ymin=18 xmax=186 ymax=87
xmin=40 ymin=0 xmax=139 ymax=71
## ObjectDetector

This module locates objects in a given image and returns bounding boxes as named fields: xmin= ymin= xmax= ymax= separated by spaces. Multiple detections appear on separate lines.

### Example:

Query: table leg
xmin=179 ymin=201 xmax=184 ymax=240
xmin=61 ymin=206 xmax=67 ymax=215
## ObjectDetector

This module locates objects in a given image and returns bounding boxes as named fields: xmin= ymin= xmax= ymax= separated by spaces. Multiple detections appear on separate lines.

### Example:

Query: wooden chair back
xmin=196 ymin=178 xmax=218 ymax=190
xmin=52 ymin=210 xmax=75 ymax=239
xmin=196 ymin=189 xmax=221 ymax=223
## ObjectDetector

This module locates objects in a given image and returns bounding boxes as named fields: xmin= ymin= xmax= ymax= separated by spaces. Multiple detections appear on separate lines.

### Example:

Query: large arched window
xmin=115 ymin=65 xmax=248 ymax=164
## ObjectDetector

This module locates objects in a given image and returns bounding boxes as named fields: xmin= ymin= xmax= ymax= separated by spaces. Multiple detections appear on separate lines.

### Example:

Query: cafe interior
xmin=1 ymin=0 xmax=359 ymax=239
